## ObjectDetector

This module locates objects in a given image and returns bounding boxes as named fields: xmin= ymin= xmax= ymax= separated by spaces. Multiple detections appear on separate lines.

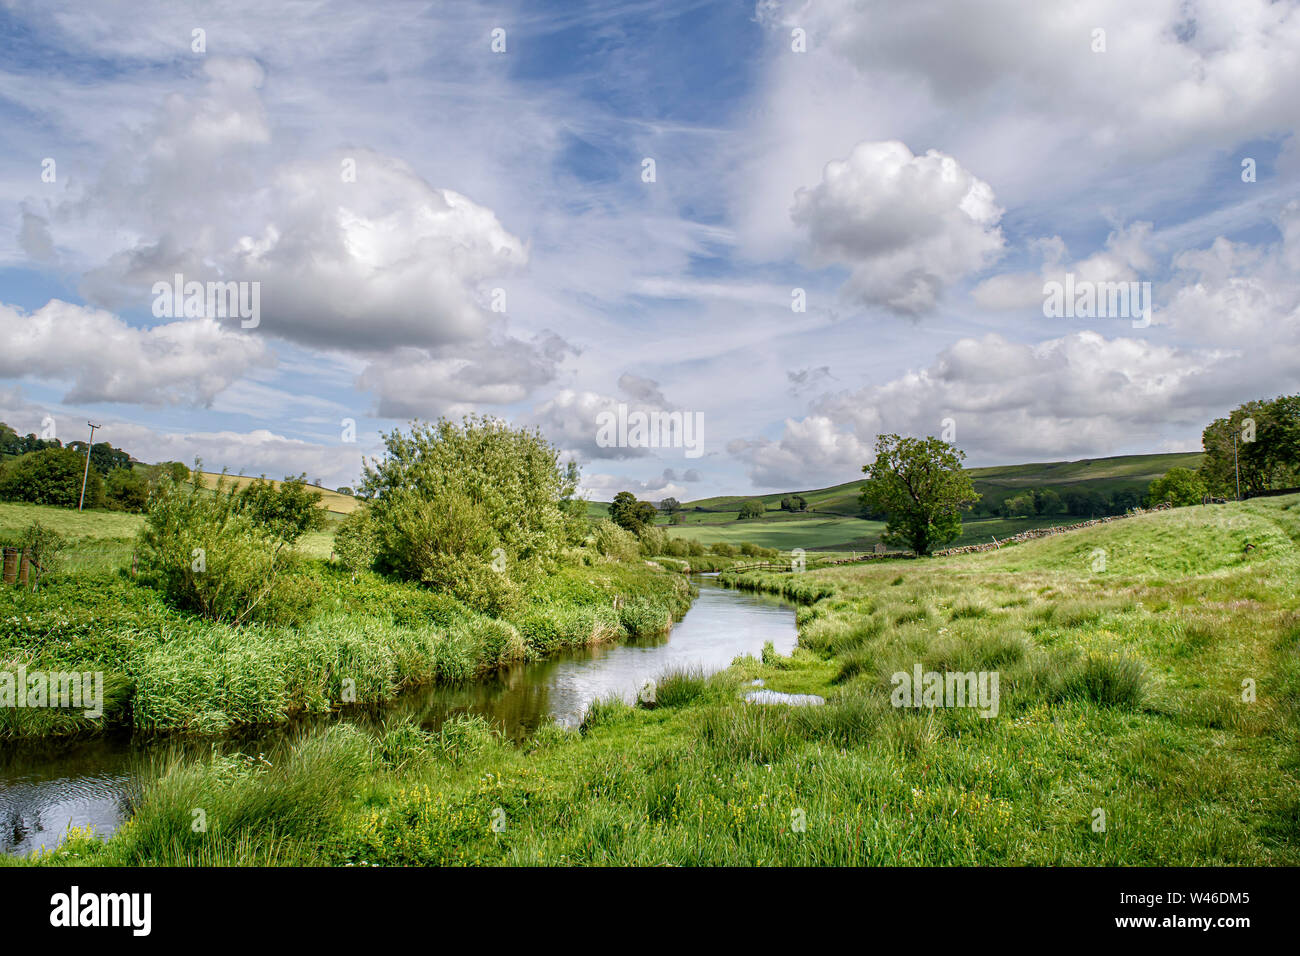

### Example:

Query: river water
xmin=0 ymin=576 xmax=796 ymax=856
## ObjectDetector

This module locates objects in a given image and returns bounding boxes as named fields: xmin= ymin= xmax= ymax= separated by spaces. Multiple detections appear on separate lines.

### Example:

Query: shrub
xmin=361 ymin=417 xmax=569 ymax=608
xmin=594 ymin=518 xmax=640 ymax=562
xmin=333 ymin=507 xmax=379 ymax=579
xmin=637 ymin=523 xmax=668 ymax=556
xmin=371 ymin=487 xmax=519 ymax=614
xmin=0 ymin=447 xmax=104 ymax=508
xmin=134 ymin=472 xmax=313 ymax=625
xmin=236 ymin=474 xmax=327 ymax=543
xmin=105 ymin=466 xmax=150 ymax=512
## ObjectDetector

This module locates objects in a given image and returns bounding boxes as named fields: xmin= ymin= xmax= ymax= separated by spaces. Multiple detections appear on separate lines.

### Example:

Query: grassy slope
xmin=676 ymin=452 xmax=1202 ymax=513
xmin=24 ymin=494 xmax=1298 ymax=866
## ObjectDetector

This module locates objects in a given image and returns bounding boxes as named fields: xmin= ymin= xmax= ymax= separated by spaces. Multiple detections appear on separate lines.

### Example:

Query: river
xmin=0 ymin=575 xmax=796 ymax=856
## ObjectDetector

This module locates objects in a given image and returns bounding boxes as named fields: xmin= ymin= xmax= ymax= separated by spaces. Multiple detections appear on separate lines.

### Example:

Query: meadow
xmin=13 ymin=492 xmax=1296 ymax=866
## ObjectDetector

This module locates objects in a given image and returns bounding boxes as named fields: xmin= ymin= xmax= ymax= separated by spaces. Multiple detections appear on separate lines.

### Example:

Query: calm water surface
xmin=0 ymin=576 xmax=795 ymax=856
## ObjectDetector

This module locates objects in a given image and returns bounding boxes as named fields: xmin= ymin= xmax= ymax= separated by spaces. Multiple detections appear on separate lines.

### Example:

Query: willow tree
xmin=359 ymin=416 xmax=572 ymax=612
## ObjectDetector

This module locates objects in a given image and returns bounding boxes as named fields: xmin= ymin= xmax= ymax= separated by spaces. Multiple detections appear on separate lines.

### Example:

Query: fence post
xmin=18 ymin=548 xmax=30 ymax=587
xmin=2 ymin=547 xmax=15 ymax=584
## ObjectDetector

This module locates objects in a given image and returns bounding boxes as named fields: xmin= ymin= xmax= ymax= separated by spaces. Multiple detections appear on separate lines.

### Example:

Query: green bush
xmin=0 ymin=447 xmax=104 ymax=508
xmin=134 ymin=472 xmax=313 ymax=625
xmin=332 ymin=507 xmax=379 ymax=579
xmin=361 ymin=417 xmax=569 ymax=611
xmin=637 ymin=523 xmax=668 ymax=556
xmin=594 ymin=518 xmax=640 ymax=562
xmin=236 ymin=474 xmax=327 ymax=543
xmin=105 ymin=466 xmax=149 ymax=512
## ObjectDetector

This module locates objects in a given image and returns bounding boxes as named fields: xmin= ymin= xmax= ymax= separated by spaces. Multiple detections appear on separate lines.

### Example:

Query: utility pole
xmin=1233 ymin=431 xmax=1241 ymax=502
xmin=78 ymin=421 xmax=100 ymax=512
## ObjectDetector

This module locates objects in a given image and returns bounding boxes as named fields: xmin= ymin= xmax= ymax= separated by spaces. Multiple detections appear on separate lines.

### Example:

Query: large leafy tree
xmin=1200 ymin=395 xmax=1300 ymax=496
xmin=1146 ymin=467 xmax=1206 ymax=507
xmin=609 ymin=491 xmax=656 ymax=532
xmin=859 ymin=434 xmax=979 ymax=555
xmin=0 ymin=447 xmax=104 ymax=508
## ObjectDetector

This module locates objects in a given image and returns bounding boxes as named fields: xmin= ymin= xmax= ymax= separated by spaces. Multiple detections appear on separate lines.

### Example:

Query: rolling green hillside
xmin=678 ymin=452 xmax=1202 ymax=515
xmin=587 ymin=452 xmax=1204 ymax=552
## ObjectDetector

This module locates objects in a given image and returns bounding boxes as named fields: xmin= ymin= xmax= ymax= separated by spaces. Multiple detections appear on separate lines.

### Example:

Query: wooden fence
xmin=1 ymin=546 xmax=33 ymax=587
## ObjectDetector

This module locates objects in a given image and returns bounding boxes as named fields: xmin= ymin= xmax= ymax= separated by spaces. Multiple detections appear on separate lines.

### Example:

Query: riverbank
xmin=11 ymin=495 xmax=1298 ymax=866
xmin=0 ymin=557 xmax=693 ymax=738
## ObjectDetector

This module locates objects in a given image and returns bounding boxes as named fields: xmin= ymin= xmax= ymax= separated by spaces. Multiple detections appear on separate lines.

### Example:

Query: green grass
xmin=658 ymin=511 xmax=1118 ymax=553
xmin=18 ymin=494 xmax=1297 ymax=866
xmin=0 ymin=502 xmax=694 ymax=738
xmin=664 ymin=515 xmax=885 ymax=551
xmin=0 ymin=501 xmax=142 ymax=575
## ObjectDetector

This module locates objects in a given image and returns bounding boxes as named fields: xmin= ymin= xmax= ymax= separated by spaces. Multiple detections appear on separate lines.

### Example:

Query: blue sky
xmin=1 ymin=0 xmax=1298 ymax=499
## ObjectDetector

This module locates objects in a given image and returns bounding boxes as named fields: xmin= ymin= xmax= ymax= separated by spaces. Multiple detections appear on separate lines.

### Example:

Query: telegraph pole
xmin=78 ymin=421 xmax=100 ymax=511
xmin=1233 ymin=432 xmax=1241 ymax=502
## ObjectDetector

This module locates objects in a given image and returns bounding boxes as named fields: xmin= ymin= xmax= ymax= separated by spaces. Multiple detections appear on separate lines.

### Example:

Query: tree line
xmin=0 ymin=421 xmax=191 ymax=512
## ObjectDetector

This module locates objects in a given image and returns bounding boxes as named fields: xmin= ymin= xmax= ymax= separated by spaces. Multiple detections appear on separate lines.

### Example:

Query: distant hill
xmin=675 ymin=452 xmax=1203 ymax=515
xmin=586 ymin=452 xmax=1204 ymax=552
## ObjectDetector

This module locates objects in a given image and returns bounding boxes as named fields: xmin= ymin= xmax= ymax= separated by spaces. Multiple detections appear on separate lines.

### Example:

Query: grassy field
xmin=663 ymin=515 xmax=886 ymax=551
xmin=659 ymin=512 xmax=1106 ymax=552
xmin=17 ymin=493 xmax=1297 ymax=866
xmin=0 ymin=501 xmax=142 ymax=575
